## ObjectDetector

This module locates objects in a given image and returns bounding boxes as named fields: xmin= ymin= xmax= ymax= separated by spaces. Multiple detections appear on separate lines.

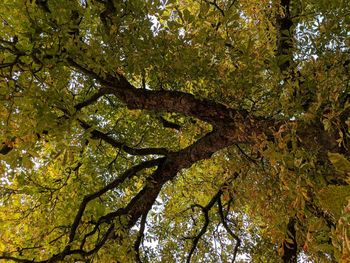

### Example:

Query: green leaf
xmin=328 ymin=152 xmax=350 ymax=174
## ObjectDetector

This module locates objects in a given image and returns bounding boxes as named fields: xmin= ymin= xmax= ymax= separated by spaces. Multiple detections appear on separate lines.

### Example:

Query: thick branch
xmin=67 ymin=58 xmax=244 ymax=127
xmin=66 ymin=158 xmax=164 ymax=251
xmin=94 ymin=127 xmax=247 ymax=236
xmin=68 ymin=56 xmax=347 ymax=160
xmin=8 ymin=158 xmax=163 ymax=263
xmin=69 ymin=56 xmax=345 ymax=159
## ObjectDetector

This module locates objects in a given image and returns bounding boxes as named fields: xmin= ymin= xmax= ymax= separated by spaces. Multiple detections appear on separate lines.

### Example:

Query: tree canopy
xmin=0 ymin=0 xmax=350 ymax=262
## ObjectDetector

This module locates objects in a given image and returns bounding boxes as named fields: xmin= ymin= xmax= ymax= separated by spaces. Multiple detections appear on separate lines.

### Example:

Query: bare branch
xmin=205 ymin=0 xmax=225 ymax=16
xmin=235 ymin=144 xmax=259 ymax=164
xmin=134 ymin=211 xmax=149 ymax=263
xmin=186 ymin=191 xmax=222 ymax=263
xmin=78 ymin=119 xmax=171 ymax=156
xmin=74 ymin=88 xmax=111 ymax=111
xmin=70 ymin=223 xmax=115 ymax=257
xmin=218 ymin=195 xmax=241 ymax=263
xmin=159 ymin=116 xmax=182 ymax=130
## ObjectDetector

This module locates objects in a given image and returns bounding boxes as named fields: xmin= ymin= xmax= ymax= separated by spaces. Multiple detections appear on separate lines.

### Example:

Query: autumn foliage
xmin=0 ymin=0 xmax=350 ymax=262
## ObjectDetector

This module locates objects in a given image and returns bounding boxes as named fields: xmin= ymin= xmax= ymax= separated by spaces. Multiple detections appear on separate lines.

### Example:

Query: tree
xmin=0 ymin=0 xmax=349 ymax=262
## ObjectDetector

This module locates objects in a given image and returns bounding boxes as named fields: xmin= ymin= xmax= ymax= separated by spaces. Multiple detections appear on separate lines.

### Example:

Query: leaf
xmin=328 ymin=152 xmax=350 ymax=174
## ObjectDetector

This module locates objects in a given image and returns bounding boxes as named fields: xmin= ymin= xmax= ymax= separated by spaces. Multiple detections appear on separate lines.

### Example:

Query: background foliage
xmin=0 ymin=0 xmax=350 ymax=262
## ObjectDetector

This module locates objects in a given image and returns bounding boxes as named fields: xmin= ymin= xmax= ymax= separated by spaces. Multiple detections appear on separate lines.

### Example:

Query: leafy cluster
xmin=0 ymin=0 xmax=349 ymax=262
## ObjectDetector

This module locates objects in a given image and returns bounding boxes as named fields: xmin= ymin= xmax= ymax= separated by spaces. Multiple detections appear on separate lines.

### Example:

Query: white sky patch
xmin=148 ymin=15 xmax=161 ymax=35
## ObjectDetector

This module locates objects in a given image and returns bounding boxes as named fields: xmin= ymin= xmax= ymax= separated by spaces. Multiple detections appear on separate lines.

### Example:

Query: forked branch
xmin=78 ymin=119 xmax=171 ymax=156
xmin=67 ymin=158 xmax=165 ymax=249
xmin=186 ymin=191 xmax=222 ymax=263
xmin=218 ymin=195 xmax=241 ymax=262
